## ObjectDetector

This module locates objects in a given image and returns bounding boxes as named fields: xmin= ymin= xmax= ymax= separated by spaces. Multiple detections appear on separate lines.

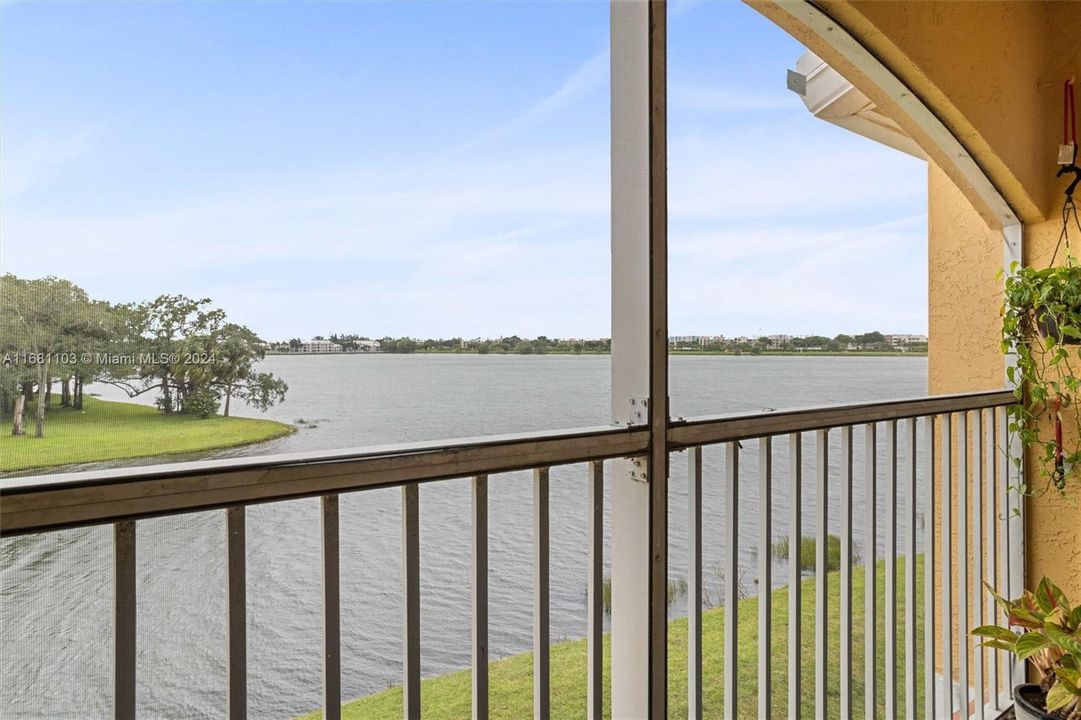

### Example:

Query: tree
xmin=111 ymin=295 xmax=287 ymax=417
xmin=1 ymin=275 xmax=95 ymax=438
xmin=209 ymin=324 xmax=287 ymax=416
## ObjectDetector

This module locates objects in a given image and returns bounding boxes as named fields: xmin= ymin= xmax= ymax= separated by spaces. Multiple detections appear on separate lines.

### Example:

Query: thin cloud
xmin=456 ymin=49 xmax=608 ymax=151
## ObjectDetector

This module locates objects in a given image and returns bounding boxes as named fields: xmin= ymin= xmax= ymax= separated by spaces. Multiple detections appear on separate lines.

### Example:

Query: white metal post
xmin=610 ymin=1 xmax=668 ymax=717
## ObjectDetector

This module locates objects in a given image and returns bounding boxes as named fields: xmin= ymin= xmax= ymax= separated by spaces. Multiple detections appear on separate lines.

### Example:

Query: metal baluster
xmin=840 ymin=426 xmax=854 ymax=720
xmin=227 ymin=507 xmax=246 ymax=720
xmin=924 ymin=417 xmax=937 ymax=720
xmin=473 ymin=476 xmax=489 ymax=720
xmin=958 ymin=413 xmax=970 ymax=719
xmin=757 ymin=439 xmax=772 ymax=720
xmin=941 ymin=414 xmax=954 ymax=719
xmin=997 ymin=407 xmax=1011 ymax=697
xmin=534 ymin=468 xmax=550 ymax=720
xmin=402 ymin=484 xmax=421 ymax=720
xmin=904 ymin=420 xmax=917 ymax=720
xmin=588 ymin=462 xmax=604 ymax=720
xmin=986 ymin=409 xmax=1000 ymax=711
xmin=322 ymin=496 xmax=341 ymax=720
xmin=114 ymin=520 xmax=136 ymax=720
xmin=973 ymin=412 xmax=985 ymax=720
xmin=689 ymin=448 xmax=703 ymax=720
xmin=724 ymin=442 xmax=740 ymax=720
xmin=1005 ymin=406 xmax=1025 ymax=691
xmin=865 ymin=422 xmax=877 ymax=720
xmin=885 ymin=420 xmax=898 ymax=720
xmin=815 ymin=429 xmax=829 ymax=720
xmin=788 ymin=432 xmax=802 ymax=720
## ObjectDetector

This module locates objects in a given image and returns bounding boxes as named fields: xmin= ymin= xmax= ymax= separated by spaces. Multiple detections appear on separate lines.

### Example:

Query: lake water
xmin=1 ymin=354 xmax=929 ymax=719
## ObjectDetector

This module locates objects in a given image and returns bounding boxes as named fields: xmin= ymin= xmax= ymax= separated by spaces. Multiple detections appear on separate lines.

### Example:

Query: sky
xmin=0 ymin=0 xmax=928 ymax=341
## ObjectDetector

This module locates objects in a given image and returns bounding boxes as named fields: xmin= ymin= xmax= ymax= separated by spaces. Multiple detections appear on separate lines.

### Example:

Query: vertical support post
xmin=609 ymin=1 xmax=668 ymax=718
xmin=587 ymin=462 xmax=604 ymax=720
xmin=114 ymin=520 xmax=136 ymax=720
xmin=227 ymin=507 xmax=246 ymax=720
xmin=534 ymin=468 xmax=551 ymax=720
xmin=402 ymin=484 xmax=421 ymax=720
xmin=322 ymin=495 xmax=341 ymax=720
xmin=788 ymin=432 xmax=802 ymax=720
xmin=757 ymin=438 xmax=772 ymax=720
xmin=473 ymin=476 xmax=489 ymax=720
xmin=814 ymin=429 xmax=828 ymax=720
xmin=689 ymin=448 xmax=703 ymax=720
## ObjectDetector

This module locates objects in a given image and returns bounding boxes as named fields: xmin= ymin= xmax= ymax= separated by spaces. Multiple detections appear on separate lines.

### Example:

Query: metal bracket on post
xmin=628 ymin=397 xmax=649 ymax=426
xmin=629 ymin=457 xmax=648 ymax=484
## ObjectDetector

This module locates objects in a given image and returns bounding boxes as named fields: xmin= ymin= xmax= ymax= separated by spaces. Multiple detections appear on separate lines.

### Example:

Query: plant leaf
xmin=1047 ymin=682 xmax=1075 ymax=711
xmin=978 ymin=639 xmax=1017 ymax=653
xmin=1054 ymin=665 xmax=1081 ymax=689
xmin=1016 ymin=631 xmax=1053 ymax=660
xmin=971 ymin=625 xmax=1017 ymax=643
xmin=1046 ymin=621 xmax=1081 ymax=657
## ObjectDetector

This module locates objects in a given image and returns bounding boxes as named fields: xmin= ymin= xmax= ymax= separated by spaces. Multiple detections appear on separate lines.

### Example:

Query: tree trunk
xmin=223 ymin=385 xmax=232 ymax=417
xmin=12 ymin=393 xmax=25 ymax=436
xmin=45 ymin=380 xmax=52 ymax=409
xmin=74 ymin=373 xmax=83 ymax=410
xmin=161 ymin=377 xmax=172 ymax=413
xmin=61 ymin=376 xmax=71 ymax=407
xmin=35 ymin=364 xmax=48 ymax=438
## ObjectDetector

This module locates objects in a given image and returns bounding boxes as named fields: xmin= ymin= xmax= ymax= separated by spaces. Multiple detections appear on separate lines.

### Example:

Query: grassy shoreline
xmin=298 ymin=558 xmax=924 ymax=719
xmin=0 ymin=396 xmax=294 ymax=473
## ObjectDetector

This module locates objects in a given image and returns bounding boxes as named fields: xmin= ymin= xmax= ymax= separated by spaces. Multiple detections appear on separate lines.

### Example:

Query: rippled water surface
xmin=2 ymin=354 xmax=928 ymax=719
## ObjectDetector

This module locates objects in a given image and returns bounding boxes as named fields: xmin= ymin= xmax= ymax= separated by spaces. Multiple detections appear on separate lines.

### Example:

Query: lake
xmin=1 ymin=354 xmax=928 ymax=719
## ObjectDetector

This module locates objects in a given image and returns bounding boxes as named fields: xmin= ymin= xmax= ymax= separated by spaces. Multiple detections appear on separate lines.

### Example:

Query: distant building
xmin=300 ymin=339 xmax=342 ymax=353
xmin=884 ymin=334 xmax=928 ymax=349
xmin=763 ymin=334 xmax=793 ymax=349
xmin=356 ymin=340 xmax=381 ymax=352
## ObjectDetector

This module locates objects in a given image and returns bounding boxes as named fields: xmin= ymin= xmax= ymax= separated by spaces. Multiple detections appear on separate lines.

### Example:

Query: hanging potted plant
xmin=1001 ymin=257 xmax=1081 ymax=494
xmin=974 ymin=579 xmax=1081 ymax=720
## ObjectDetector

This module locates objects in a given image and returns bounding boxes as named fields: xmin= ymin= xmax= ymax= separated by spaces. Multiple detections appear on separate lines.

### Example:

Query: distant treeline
xmin=268 ymin=331 xmax=925 ymax=355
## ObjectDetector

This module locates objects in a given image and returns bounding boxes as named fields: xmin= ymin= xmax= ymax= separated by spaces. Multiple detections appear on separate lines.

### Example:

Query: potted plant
xmin=1002 ymin=259 xmax=1081 ymax=494
xmin=974 ymin=579 xmax=1081 ymax=719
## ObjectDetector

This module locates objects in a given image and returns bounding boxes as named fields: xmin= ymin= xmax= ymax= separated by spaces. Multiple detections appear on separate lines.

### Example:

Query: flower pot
xmin=1014 ymin=683 xmax=1056 ymax=720
xmin=1036 ymin=305 xmax=1081 ymax=345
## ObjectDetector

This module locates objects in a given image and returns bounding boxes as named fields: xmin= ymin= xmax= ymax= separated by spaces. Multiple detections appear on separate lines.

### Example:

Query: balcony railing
xmin=0 ymin=389 xmax=1023 ymax=719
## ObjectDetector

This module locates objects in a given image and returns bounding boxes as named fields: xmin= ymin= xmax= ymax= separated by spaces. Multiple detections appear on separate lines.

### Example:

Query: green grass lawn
xmin=0 ymin=396 xmax=294 ymax=472
xmin=299 ymin=557 xmax=928 ymax=719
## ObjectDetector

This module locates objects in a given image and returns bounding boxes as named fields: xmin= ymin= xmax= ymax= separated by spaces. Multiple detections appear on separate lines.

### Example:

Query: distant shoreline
xmin=266 ymin=349 xmax=927 ymax=358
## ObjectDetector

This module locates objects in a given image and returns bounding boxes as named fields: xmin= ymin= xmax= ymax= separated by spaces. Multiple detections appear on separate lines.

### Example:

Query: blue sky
xmin=0 ymin=0 xmax=928 ymax=341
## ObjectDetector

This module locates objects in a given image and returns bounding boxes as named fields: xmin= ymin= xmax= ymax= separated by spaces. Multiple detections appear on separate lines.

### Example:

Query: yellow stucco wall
xmin=927 ymin=162 xmax=1003 ymax=395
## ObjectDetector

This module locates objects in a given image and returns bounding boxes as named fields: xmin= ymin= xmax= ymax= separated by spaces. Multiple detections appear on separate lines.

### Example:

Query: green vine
xmin=1002 ymin=258 xmax=1081 ymax=499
